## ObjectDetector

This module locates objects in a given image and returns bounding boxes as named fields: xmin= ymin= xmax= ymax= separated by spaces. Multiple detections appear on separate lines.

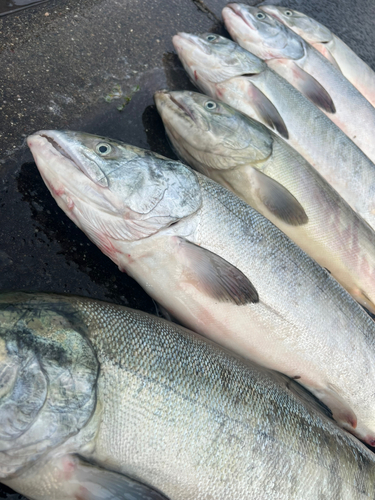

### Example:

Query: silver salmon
xmin=154 ymin=89 xmax=375 ymax=313
xmin=172 ymin=32 xmax=375 ymax=231
xmin=222 ymin=4 xmax=375 ymax=164
xmin=2 ymin=292 xmax=375 ymax=499
xmin=260 ymin=5 xmax=375 ymax=109
xmin=27 ymin=130 xmax=375 ymax=446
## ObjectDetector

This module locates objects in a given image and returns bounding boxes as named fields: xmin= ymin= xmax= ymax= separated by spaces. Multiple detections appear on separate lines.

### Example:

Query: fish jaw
xmin=222 ymin=4 xmax=263 ymax=51
xmin=154 ymin=90 xmax=227 ymax=166
xmin=172 ymin=33 xmax=216 ymax=95
xmin=27 ymin=132 xmax=128 ymax=263
xmin=154 ymin=89 xmax=199 ymax=131
xmin=154 ymin=89 xmax=206 ymax=165
xmin=223 ymin=4 xmax=304 ymax=62
xmin=27 ymin=132 xmax=100 ymax=221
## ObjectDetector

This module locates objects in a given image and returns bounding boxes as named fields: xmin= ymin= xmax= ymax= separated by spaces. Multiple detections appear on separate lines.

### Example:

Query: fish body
xmin=27 ymin=130 xmax=375 ymax=446
xmin=222 ymin=4 xmax=375 ymax=164
xmin=172 ymin=32 xmax=375 ymax=231
xmin=154 ymin=89 xmax=375 ymax=313
xmin=2 ymin=292 xmax=375 ymax=500
xmin=260 ymin=5 xmax=375 ymax=108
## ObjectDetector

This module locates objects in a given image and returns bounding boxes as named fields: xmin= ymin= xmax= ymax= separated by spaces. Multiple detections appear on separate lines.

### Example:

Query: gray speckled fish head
xmin=172 ymin=32 xmax=266 ymax=93
xmin=154 ymin=89 xmax=272 ymax=170
xmin=0 ymin=292 xmax=98 ymax=479
xmin=27 ymin=131 xmax=202 ymax=245
xmin=260 ymin=6 xmax=333 ymax=45
xmin=223 ymin=3 xmax=304 ymax=61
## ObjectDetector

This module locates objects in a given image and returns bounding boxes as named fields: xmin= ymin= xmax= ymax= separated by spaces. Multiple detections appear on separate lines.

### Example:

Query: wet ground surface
xmin=1 ymin=0 xmax=375 ymax=497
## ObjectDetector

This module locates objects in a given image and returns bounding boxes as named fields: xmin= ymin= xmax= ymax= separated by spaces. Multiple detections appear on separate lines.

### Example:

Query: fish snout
xmin=223 ymin=3 xmax=256 ymax=31
xmin=153 ymin=89 xmax=171 ymax=107
xmin=173 ymin=32 xmax=211 ymax=56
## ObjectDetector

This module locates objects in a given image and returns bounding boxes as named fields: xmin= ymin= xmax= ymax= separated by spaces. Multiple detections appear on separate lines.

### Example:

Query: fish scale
xmin=3 ymin=293 xmax=375 ymax=499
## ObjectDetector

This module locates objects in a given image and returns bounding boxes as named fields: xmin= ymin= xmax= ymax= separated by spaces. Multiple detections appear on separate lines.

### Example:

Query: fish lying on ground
xmin=28 ymin=130 xmax=375 ymax=446
xmin=222 ymin=4 xmax=375 ymax=164
xmin=154 ymin=89 xmax=375 ymax=313
xmin=2 ymin=292 xmax=375 ymax=500
xmin=260 ymin=5 xmax=375 ymax=109
xmin=172 ymin=32 xmax=375 ymax=231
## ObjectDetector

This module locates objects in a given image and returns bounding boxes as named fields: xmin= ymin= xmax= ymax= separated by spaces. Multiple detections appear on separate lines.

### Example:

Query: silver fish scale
xmin=195 ymin=174 xmax=375 ymax=339
xmin=251 ymin=69 xmax=375 ymax=225
xmin=66 ymin=297 xmax=375 ymax=499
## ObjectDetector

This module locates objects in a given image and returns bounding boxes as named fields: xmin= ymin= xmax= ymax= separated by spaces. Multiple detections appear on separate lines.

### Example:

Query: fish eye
xmin=285 ymin=10 xmax=293 ymax=16
xmin=206 ymin=34 xmax=217 ymax=42
xmin=96 ymin=143 xmax=112 ymax=156
xmin=256 ymin=12 xmax=266 ymax=19
xmin=204 ymin=100 xmax=217 ymax=110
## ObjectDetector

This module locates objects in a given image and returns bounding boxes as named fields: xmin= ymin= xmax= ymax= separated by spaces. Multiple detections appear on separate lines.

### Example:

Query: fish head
xmin=0 ymin=292 xmax=98 ymax=478
xmin=27 ymin=131 xmax=202 ymax=251
xmin=260 ymin=6 xmax=333 ymax=44
xmin=172 ymin=32 xmax=266 ymax=93
xmin=154 ymin=89 xmax=272 ymax=171
xmin=223 ymin=3 xmax=304 ymax=61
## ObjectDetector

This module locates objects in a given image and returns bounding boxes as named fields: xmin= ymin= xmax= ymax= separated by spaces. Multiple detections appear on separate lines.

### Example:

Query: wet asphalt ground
xmin=1 ymin=0 xmax=375 ymax=497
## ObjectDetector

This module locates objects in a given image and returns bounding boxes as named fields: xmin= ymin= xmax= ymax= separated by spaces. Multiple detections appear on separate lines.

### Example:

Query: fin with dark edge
xmin=252 ymin=168 xmax=308 ymax=226
xmin=177 ymin=237 xmax=259 ymax=305
xmin=247 ymin=81 xmax=289 ymax=139
xmin=4 ymin=455 xmax=169 ymax=500
xmin=278 ymin=59 xmax=336 ymax=114
xmin=281 ymin=374 xmax=333 ymax=421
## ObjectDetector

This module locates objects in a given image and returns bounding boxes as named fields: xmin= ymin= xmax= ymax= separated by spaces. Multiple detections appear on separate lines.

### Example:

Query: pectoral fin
xmin=69 ymin=457 xmax=169 ymax=500
xmin=5 ymin=454 xmax=169 ymax=500
xmin=177 ymin=238 xmax=259 ymax=305
xmin=287 ymin=60 xmax=336 ymax=114
xmin=252 ymin=168 xmax=308 ymax=226
xmin=247 ymin=82 xmax=289 ymax=139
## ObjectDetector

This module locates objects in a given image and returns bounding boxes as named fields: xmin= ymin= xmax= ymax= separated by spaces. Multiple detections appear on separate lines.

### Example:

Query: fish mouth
xmin=155 ymin=90 xmax=196 ymax=124
xmin=29 ymin=131 xmax=108 ymax=188
xmin=29 ymin=131 xmax=84 ymax=173
xmin=40 ymin=133 xmax=78 ymax=166
xmin=169 ymin=94 xmax=196 ymax=123
xmin=224 ymin=4 xmax=256 ymax=31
